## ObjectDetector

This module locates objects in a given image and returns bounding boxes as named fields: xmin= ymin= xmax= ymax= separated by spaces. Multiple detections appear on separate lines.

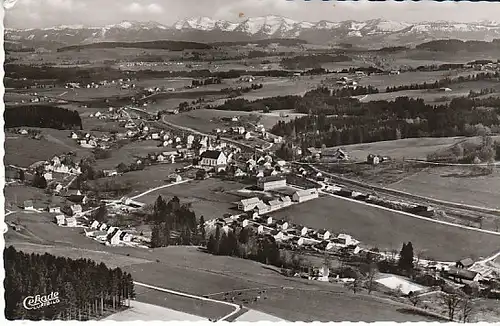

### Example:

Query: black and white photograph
xmin=2 ymin=0 xmax=500 ymax=322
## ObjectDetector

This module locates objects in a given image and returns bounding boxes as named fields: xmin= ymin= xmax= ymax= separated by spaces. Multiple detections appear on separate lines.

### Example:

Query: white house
xmin=276 ymin=220 xmax=289 ymax=230
xmin=255 ymin=202 xmax=271 ymax=215
xmin=90 ymin=220 xmax=100 ymax=229
xmin=317 ymin=229 xmax=331 ymax=241
xmin=120 ymin=232 xmax=133 ymax=242
xmin=268 ymin=199 xmax=283 ymax=211
xmin=238 ymin=197 xmax=261 ymax=212
xmin=98 ymin=223 xmax=108 ymax=231
xmin=109 ymin=229 xmax=123 ymax=246
xmin=23 ymin=200 xmax=34 ymax=210
xmin=48 ymin=206 xmax=61 ymax=214
xmin=272 ymin=230 xmax=285 ymax=241
xmin=65 ymin=217 xmax=77 ymax=227
xmin=257 ymin=225 xmax=265 ymax=234
xmin=300 ymin=226 xmax=308 ymax=236
xmin=292 ymin=189 xmax=319 ymax=203
xmin=44 ymin=172 xmax=53 ymax=181
xmin=244 ymin=132 xmax=252 ymax=140
xmin=54 ymin=215 xmax=65 ymax=226
xmin=70 ymin=204 xmax=83 ymax=215
xmin=257 ymin=176 xmax=287 ymax=191
xmin=200 ymin=150 xmax=227 ymax=168
xmin=337 ymin=234 xmax=359 ymax=246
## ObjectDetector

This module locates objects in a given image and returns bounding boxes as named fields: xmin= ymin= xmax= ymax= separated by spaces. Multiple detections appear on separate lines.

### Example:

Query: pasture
xmin=135 ymin=178 xmax=244 ymax=219
xmin=122 ymin=247 xmax=435 ymax=322
xmin=388 ymin=166 xmax=500 ymax=210
xmin=104 ymin=300 xmax=206 ymax=321
xmin=335 ymin=136 xmax=468 ymax=162
xmin=271 ymin=196 xmax=500 ymax=261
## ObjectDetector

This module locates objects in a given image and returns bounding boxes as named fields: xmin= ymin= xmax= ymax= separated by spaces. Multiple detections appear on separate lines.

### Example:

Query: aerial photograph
xmin=3 ymin=0 xmax=500 ymax=322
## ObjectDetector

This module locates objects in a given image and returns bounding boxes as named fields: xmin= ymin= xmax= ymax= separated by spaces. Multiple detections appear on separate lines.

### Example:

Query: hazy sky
xmin=5 ymin=0 xmax=500 ymax=29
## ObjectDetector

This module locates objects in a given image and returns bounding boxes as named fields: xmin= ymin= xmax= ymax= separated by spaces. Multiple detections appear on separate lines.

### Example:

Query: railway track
xmin=298 ymin=162 xmax=500 ymax=232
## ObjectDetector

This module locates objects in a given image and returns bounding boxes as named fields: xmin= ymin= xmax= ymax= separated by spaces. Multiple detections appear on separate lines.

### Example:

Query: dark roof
xmin=200 ymin=150 xmax=223 ymax=159
xmin=258 ymin=175 xmax=286 ymax=183
xmin=448 ymin=267 xmax=478 ymax=280
xmin=459 ymin=258 xmax=475 ymax=267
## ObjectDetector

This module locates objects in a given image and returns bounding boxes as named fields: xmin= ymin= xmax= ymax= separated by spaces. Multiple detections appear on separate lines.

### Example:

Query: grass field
xmin=104 ymin=300 xmax=206 ymax=321
xmin=336 ymin=136 xmax=468 ymax=162
xmin=358 ymin=70 xmax=485 ymax=91
xmin=388 ymin=166 xmax=500 ymax=210
xmin=85 ymin=163 xmax=186 ymax=197
xmin=93 ymin=140 xmax=173 ymax=170
xmin=133 ymin=286 xmax=231 ymax=320
xmin=136 ymin=178 xmax=244 ymax=219
xmin=272 ymin=196 xmax=500 ymax=261
xmin=163 ymin=108 xmax=305 ymax=132
xmin=121 ymin=247 xmax=436 ymax=322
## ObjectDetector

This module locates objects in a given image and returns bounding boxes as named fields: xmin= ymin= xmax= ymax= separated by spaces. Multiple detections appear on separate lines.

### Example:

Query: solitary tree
xmin=459 ymin=295 xmax=475 ymax=323
xmin=442 ymin=293 xmax=461 ymax=321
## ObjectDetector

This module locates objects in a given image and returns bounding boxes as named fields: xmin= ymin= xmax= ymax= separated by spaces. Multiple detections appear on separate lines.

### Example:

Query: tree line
xmin=5 ymin=105 xmax=82 ymax=130
xmin=281 ymin=54 xmax=351 ymax=70
xmin=270 ymin=93 xmax=500 ymax=150
xmin=385 ymin=72 xmax=500 ymax=93
xmin=4 ymin=246 xmax=135 ymax=320
xmin=149 ymin=195 xmax=204 ymax=248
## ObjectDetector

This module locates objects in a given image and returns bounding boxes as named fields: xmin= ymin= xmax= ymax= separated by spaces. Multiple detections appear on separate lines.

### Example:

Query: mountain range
xmin=6 ymin=16 xmax=500 ymax=49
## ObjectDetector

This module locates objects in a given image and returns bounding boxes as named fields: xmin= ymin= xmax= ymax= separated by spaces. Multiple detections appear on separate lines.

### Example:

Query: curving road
xmin=133 ymin=281 xmax=241 ymax=321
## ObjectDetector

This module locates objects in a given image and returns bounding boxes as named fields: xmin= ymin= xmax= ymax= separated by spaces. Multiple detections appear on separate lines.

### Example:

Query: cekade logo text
xmin=23 ymin=292 xmax=60 ymax=310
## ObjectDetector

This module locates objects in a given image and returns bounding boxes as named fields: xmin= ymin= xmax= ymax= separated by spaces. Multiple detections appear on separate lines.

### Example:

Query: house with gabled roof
xmin=65 ymin=217 xmax=77 ymax=227
xmin=238 ymin=197 xmax=261 ymax=212
xmin=54 ymin=215 xmax=65 ymax=226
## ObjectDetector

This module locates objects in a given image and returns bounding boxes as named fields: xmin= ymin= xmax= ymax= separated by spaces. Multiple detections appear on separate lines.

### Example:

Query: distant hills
xmin=6 ymin=16 xmax=500 ymax=50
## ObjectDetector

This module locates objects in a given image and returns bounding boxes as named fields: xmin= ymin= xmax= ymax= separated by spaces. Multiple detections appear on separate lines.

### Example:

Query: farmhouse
xmin=238 ymin=197 xmax=262 ymax=212
xmin=54 ymin=215 xmax=65 ymax=226
xmin=316 ymin=229 xmax=331 ymax=240
xmin=120 ymin=232 xmax=133 ymax=242
xmin=23 ymin=200 xmax=34 ymax=210
xmin=108 ymin=229 xmax=123 ymax=246
xmin=200 ymin=150 xmax=227 ymax=169
xmin=257 ymin=176 xmax=287 ymax=191
xmin=447 ymin=267 xmax=480 ymax=282
xmin=456 ymin=258 xmax=475 ymax=269
xmin=48 ymin=206 xmax=61 ymax=214
xmin=255 ymin=202 xmax=271 ymax=215
xmin=292 ymin=189 xmax=319 ymax=203
xmin=65 ymin=217 xmax=77 ymax=227
xmin=367 ymin=154 xmax=381 ymax=165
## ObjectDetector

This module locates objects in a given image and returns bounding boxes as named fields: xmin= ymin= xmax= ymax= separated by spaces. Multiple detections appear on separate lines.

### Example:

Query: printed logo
xmin=23 ymin=292 xmax=60 ymax=310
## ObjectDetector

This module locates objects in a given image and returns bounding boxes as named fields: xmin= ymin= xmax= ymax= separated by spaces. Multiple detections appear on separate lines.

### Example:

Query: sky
xmin=4 ymin=0 xmax=500 ymax=29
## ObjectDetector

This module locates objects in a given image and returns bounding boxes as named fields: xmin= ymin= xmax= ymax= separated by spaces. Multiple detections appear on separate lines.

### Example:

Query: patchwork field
xmin=272 ymin=196 xmax=500 ymax=261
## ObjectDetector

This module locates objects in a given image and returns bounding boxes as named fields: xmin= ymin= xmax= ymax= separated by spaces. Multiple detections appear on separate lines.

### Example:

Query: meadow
xmin=271 ymin=196 xmax=500 ymax=261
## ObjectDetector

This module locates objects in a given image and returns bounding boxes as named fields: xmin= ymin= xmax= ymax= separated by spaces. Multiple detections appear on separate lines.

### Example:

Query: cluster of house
xmin=306 ymin=148 xmax=349 ymax=162
xmin=44 ymin=203 xmax=80 ymax=228
xmin=65 ymin=78 xmax=134 ymax=90
xmin=366 ymin=154 xmax=391 ymax=165
xmin=206 ymin=211 xmax=360 ymax=254
xmin=27 ymin=155 xmax=82 ymax=183
xmin=443 ymin=258 xmax=500 ymax=284
xmin=236 ymin=176 xmax=319 ymax=215
xmin=69 ymin=131 xmax=112 ymax=150
xmin=84 ymin=220 xmax=135 ymax=246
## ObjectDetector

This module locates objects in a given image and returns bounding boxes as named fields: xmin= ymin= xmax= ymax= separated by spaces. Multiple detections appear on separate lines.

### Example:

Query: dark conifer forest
xmin=5 ymin=105 xmax=83 ymax=130
xmin=4 ymin=246 xmax=135 ymax=320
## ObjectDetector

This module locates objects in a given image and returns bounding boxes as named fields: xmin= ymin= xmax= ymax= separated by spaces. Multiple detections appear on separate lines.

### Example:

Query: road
xmin=133 ymin=281 xmax=241 ymax=321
